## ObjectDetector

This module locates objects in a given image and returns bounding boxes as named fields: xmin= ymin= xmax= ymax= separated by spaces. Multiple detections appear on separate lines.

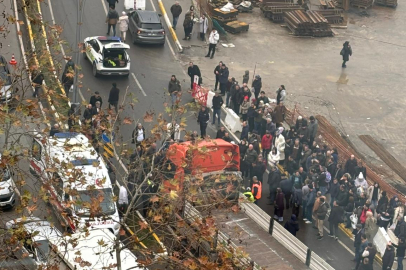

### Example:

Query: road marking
xmin=131 ymin=73 xmax=147 ymax=96
xmin=148 ymin=0 xmax=176 ymax=57
xmin=101 ymin=0 xmax=108 ymax=14
xmin=48 ymin=0 xmax=86 ymax=102
xmin=322 ymin=226 xmax=355 ymax=256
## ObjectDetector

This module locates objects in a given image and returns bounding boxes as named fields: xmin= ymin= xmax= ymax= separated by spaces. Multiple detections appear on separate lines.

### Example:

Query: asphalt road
xmin=38 ymin=0 xmax=380 ymax=269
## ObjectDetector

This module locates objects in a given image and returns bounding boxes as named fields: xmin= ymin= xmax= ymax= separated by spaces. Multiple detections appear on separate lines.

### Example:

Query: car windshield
xmin=75 ymin=188 xmax=115 ymax=216
xmin=0 ymin=168 xmax=11 ymax=182
xmin=141 ymin=23 xmax=162 ymax=30
xmin=70 ymin=159 xmax=99 ymax=166
xmin=36 ymin=240 xmax=50 ymax=262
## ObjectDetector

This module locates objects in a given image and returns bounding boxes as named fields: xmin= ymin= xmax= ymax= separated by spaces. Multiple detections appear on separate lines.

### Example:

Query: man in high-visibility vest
xmin=252 ymin=176 xmax=262 ymax=205
xmin=243 ymin=188 xmax=255 ymax=202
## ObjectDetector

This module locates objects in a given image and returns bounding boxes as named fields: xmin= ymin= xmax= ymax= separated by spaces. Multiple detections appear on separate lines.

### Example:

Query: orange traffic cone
xmin=9 ymin=54 xmax=17 ymax=66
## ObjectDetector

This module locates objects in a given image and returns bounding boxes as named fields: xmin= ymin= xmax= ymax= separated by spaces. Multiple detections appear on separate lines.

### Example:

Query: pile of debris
xmin=284 ymin=10 xmax=333 ymax=37
xmin=375 ymin=0 xmax=398 ymax=7
xmin=317 ymin=9 xmax=344 ymax=24
xmin=350 ymin=0 xmax=373 ymax=8
xmin=260 ymin=0 xmax=305 ymax=23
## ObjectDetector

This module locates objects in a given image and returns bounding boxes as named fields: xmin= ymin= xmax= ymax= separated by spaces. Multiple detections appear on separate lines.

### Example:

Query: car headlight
xmin=114 ymin=223 xmax=120 ymax=230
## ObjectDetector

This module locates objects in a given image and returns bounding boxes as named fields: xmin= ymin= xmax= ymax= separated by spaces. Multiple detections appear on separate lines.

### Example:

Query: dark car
xmin=128 ymin=10 xmax=165 ymax=45
xmin=0 ymin=55 xmax=13 ymax=103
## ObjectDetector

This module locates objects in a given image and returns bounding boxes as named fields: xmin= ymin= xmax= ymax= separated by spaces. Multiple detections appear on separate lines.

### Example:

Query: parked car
xmin=83 ymin=36 xmax=130 ymax=77
xmin=5 ymin=217 xmax=62 ymax=269
xmin=0 ymin=55 xmax=14 ymax=103
xmin=0 ymin=154 xmax=17 ymax=209
xmin=128 ymin=10 xmax=165 ymax=45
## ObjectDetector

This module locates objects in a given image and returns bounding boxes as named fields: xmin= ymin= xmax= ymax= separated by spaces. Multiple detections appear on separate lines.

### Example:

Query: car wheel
xmin=132 ymin=32 xmax=137 ymax=45
xmin=124 ymin=73 xmax=130 ymax=78
xmin=92 ymin=63 xmax=98 ymax=77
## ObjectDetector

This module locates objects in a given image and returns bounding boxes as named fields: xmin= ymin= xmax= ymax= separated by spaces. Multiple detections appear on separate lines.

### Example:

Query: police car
xmin=29 ymin=132 xmax=120 ymax=235
xmin=0 ymin=154 xmax=17 ymax=209
xmin=83 ymin=36 xmax=130 ymax=77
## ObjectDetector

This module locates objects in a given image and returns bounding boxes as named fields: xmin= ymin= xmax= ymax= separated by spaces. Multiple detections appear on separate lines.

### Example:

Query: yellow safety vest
xmin=243 ymin=192 xmax=255 ymax=202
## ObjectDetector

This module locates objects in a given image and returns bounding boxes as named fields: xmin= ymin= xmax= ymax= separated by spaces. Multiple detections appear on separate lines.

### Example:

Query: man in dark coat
xmin=340 ymin=41 xmax=352 ymax=68
xmin=251 ymin=75 xmax=262 ymax=100
xmin=90 ymin=91 xmax=103 ymax=108
xmin=280 ymin=176 xmax=293 ymax=209
xmin=108 ymin=82 xmax=120 ymax=113
xmin=216 ymin=126 xmax=226 ymax=139
xmin=168 ymin=75 xmax=182 ymax=106
xmin=170 ymin=1 xmax=182 ymax=29
xmin=240 ymin=121 xmax=249 ymax=140
xmin=187 ymin=62 xmax=201 ymax=90
xmin=382 ymin=243 xmax=395 ymax=270
xmin=197 ymin=106 xmax=209 ymax=138
xmin=328 ymin=200 xmax=344 ymax=240
xmin=252 ymin=156 xmax=266 ymax=184
xmin=395 ymin=237 xmax=406 ymax=270
xmin=213 ymin=61 xmax=222 ymax=91
xmin=345 ymin=154 xmax=358 ymax=178
xmin=219 ymin=64 xmax=229 ymax=96
xmin=268 ymin=166 xmax=281 ymax=204
xmin=284 ymin=214 xmax=299 ymax=236
xmin=211 ymin=91 xmax=223 ymax=126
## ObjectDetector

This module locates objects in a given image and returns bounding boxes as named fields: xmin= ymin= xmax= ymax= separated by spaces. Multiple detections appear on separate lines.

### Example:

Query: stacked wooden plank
xmin=375 ymin=0 xmax=398 ymax=7
xmin=317 ymin=9 xmax=344 ymax=24
xmin=260 ymin=0 xmax=304 ymax=23
xmin=212 ymin=8 xmax=239 ymax=26
xmin=350 ymin=0 xmax=373 ymax=8
xmin=283 ymin=10 xmax=333 ymax=37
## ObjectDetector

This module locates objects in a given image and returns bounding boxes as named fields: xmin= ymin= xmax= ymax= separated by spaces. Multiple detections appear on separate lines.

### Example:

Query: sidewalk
xmin=161 ymin=0 xmax=208 ymax=48
xmin=1 ymin=0 xmax=22 ymax=69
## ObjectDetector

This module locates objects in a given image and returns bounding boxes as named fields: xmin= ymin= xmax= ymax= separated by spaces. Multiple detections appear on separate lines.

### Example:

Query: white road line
xmin=322 ymin=226 xmax=355 ymax=256
xmin=48 ymin=0 xmax=86 ymax=102
xmin=101 ymin=0 xmax=108 ymax=14
xmin=148 ymin=0 xmax=176 ymax=57
xmin=131 ymin=73 xmax=147 ymax=96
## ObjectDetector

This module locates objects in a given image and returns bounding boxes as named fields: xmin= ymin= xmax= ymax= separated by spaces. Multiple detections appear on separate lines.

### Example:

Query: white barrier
xmin=373 ymin=227 xmax=397 ymax=256
xmin=224 ymin=108 xmax=243 ymax=133
xmin=206 ymin=90 xmax=214 ymax=109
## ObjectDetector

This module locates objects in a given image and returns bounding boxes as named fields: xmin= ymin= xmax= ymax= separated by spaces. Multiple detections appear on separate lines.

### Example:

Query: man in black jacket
xmin=187 ymin=62 xmax=201 ymax=90
xmin=268 ymin=166 xmax=281 ymax=204
xmin=170 ymin=2 xmax=182 ymax=29
xmin=168 ymin=75 xmax=181 ymax=106
xmin=353 ymin=225 xmax=364 ymax=262
xmin=89 ymin=91 xmax=103 ymax=108
xmin=328 ymin=201 xmax=344 ymax=240
xmin=108 ymin=82 xmax=120 ymax=113
xmin=83 ymin=104 xmax=93 ymax=123
xmin=212 ymin=91 xmax=223 ymax=126
xmin=219 ymin=64 xmax=229 ymax=96
xmin=197 ymin=106 xmax=209 ymax=138
xmin=213 ymin=61 xmax=222 ymax=91
xmin=216 ymin=126 xmax=226 ymax=139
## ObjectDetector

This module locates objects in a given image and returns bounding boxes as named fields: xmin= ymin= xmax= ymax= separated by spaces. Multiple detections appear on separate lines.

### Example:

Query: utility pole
xmin=73 ymin=0 xmax=86 ymax=112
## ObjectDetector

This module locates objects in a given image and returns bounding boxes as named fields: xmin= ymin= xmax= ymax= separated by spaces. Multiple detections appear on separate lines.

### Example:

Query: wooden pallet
xmin=223 ymin=21 xmax=249 ymax=34
xmin=351 ymin=3 xmax=371 ymax=8
xmin=212 ymin=8 xmax=239 ymax=19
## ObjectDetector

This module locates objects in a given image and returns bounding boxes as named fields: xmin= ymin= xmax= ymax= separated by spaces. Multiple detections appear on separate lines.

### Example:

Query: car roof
xmin=135 ymin=10 xmax=160 ymax=23
xmin=6 ymin=217 xmax=61 ymax=241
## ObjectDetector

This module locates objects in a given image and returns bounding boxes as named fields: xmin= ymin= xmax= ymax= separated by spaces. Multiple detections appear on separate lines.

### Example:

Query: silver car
xmin=0 ymin=155 xmax=16 ymax=209
xmin=0 ymin=55 xmax=13 ymax=103
xmin=5 ymin=217 xmax=62 ymax=269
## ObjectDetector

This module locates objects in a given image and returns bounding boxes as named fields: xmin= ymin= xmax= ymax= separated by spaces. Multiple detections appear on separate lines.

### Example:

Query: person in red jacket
xmin=261 ymin=131 xmax=273 ymax=161
xmin=360 ymin=203 xmax=372 ymax=226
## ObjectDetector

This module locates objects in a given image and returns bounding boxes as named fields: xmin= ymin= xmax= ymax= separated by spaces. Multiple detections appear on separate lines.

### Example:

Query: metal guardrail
xmin=239 ymin=198 xmax=335 ymax=270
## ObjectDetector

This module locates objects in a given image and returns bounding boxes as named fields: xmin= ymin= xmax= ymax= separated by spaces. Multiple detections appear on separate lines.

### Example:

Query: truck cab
xmin=29 ymin=132 xmax=120 ymax=235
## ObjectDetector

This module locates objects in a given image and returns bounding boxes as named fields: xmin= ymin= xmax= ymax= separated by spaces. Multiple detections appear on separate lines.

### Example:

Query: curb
xmin=157 ymin=0 xmax=183 ymax=52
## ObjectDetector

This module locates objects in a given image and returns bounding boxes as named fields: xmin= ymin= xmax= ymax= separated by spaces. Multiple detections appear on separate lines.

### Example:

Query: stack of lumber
xmin=316 ymin=9 xmax=344 ymax=24
xmin=350 ymin=0 xmax=373 ymax=8
xmin=375 ymin=0 xmax=397 ymax=7
xmin=319 ymin=0 xmax=337 ymax=8
xmin=283 ymin=10 xmax=333 ymax=37
xmin=260 ymin=0 xmax=304 ymax=23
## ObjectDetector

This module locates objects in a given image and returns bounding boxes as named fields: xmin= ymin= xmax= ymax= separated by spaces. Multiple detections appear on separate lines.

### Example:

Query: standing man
xmin=251 ymin=75 xmax=262 ymax=100
xmin=340 ymin=41 xmax=352 ymax=68
xmin=316 ymin=197 xmax=328 ymax=240
xmin=213 ymin=61 xmax=223 ymax=91
xmin=252 ymin=176 xmax=262 ymax=205
xmin=187 ymin=62 xmax=201 ymax=90
xmin=308 ymin=116 xmax=318 ymax=147
xmin=106 ymin=0 xmax=118 ymax=9
xmin=168 ymin=75 xmax=181 ymax=106
xmin=353 ymin=224 xmax=364 ymax=263
xmin=328 ymin=201 xmax=344 ymax=240
xmin=106 ymin=5 xmax=119 ymax=37
xmin=170 ymin=1 xmax=182 ymax=30
xmin=211 ymin=91 xmax=223 ymax=127
xmin=108 ymin=82 xmax=120 ymax=113
xmin=396 ymin=237 xmax=406 ymax=270
xmin=205 ymin=29 xmax=219 ymax=59
xmin=199 ymin=14 xmax=208 ymax=41
xmin=382 ymin=243 xmax=395 ymax=270
xmin=218 ymin=64 xmax=229 ymax=96
xmin=118 ymin=185 xmax=128 ymax=218
xmin=90 ymin=91 xmax=103 ymax=108
xmin=197 ymin=106 xmax=210 ymax=138
xmin=182 ymin=11 xmax=194 ymax=40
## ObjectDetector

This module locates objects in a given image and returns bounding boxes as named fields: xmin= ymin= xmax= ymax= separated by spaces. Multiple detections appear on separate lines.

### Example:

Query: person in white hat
xmin=118 ymin=11 xmax=129 ymax=42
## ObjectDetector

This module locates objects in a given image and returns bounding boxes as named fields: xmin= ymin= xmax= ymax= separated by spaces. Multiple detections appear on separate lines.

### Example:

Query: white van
xmin=29 ymin=132 xmax=120 ymax=235
xmin=49 ymin=228 xmax=144 ymax=270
